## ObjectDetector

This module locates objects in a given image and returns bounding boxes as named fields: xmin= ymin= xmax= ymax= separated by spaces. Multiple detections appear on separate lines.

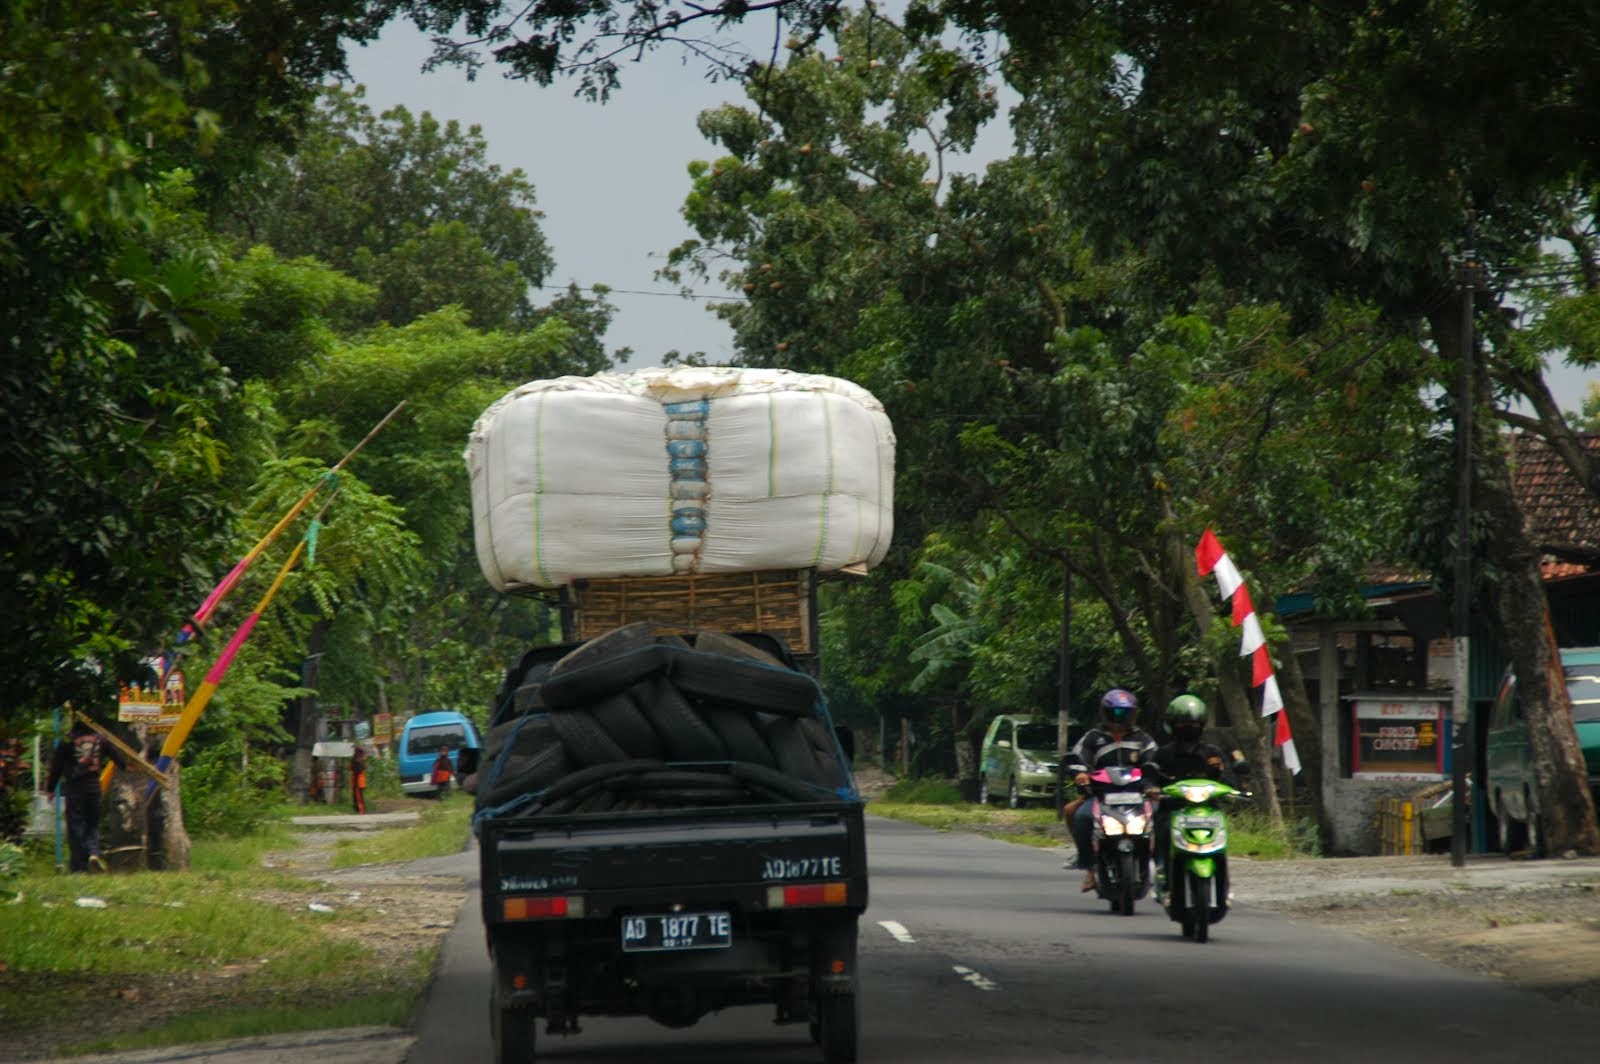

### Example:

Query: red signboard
xmin=1350 ymin=698 xmax=1447 ymax=780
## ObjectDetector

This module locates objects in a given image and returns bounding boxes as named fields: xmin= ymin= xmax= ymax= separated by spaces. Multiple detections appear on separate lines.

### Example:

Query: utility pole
xmin=1056 ymin=557 xmax=1072 ymax=820
xmin=1450 ymin=245 xmax=1484 ymax=868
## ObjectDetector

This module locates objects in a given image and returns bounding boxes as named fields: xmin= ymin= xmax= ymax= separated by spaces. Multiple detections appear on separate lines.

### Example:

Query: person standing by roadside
xmin=431 ymin=747 xmax=454 ymax=792
xmin=43 ymin=716 xmax=121 ymax=872
xmin=351 ymin=742 xmax=368 ymax=815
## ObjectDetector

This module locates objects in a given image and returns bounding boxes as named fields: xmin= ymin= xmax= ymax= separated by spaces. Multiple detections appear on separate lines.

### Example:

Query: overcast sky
xmin=347 ymin=23 xmax=776 ymax=369
xmin=345 ymin=22 xmax=1597 ymax=413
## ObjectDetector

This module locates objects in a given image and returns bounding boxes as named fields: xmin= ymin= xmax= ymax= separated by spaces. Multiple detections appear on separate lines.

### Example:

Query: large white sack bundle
xmin=466 ymin=366 xmax=896 ymax=591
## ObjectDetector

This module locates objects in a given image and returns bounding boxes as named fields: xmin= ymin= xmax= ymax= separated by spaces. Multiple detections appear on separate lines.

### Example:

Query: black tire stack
xmin=475 ymin=623 xmax=853 ymax=817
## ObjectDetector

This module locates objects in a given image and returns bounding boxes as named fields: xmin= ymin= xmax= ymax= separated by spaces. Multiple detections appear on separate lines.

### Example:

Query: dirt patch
xmin=1260 ymin=879 xmax=1600 ymax=1010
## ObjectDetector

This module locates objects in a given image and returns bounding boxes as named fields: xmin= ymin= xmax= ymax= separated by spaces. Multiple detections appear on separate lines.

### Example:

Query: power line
xmin=534 ymin=282 xmax=750 ymax=302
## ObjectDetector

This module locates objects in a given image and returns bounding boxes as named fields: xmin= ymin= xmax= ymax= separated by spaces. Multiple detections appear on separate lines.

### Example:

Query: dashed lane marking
xmin=952 ymin=964 xmax=1000 ymax=991
xmin=877 ymin=919 xmax=916 ymax=943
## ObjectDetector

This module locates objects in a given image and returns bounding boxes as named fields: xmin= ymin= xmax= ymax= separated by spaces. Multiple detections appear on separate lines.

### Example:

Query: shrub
xmin=180 ymin=735 xmax=288 ymax=837
xmin=882 ymin=777 xmax=964 ymax=805
xmin=0 ymin=738 xmax=34 ymax=843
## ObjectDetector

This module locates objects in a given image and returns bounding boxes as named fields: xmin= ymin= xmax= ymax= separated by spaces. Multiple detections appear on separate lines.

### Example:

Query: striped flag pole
xmin=178 ymin=400 xmax=407 ymax=643
xmin=118 ymin=401 xmax=408 ymax=793
xmin=147 ymin=494 xmax=338 ymax=790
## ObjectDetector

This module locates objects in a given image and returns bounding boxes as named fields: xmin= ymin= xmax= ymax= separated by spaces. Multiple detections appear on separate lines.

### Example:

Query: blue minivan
xmin=398 ymin=710 xmax=482 ymax=796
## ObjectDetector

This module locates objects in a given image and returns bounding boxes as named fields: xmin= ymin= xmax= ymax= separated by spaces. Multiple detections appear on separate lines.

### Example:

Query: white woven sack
xmin=466 ymin=367 xmax=895 ymax=591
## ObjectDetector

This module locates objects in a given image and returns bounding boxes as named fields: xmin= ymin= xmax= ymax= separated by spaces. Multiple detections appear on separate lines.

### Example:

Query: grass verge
xmin=330 ymin=793 xmax=473 ymax=867
xmin=0 ymin=807 xmax=457 ymax=1059
xmin=867 ymin=777 xmax=1321 ymax=859
xmin=868 ymin=800 xmax=1066 ymax=847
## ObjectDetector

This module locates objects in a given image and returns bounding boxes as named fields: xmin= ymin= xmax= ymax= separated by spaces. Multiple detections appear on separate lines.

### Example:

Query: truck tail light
xmin=767 ymin=882 xmax=848 ymax=908
xmin=503 ymin=895 xmax=586 ymax=921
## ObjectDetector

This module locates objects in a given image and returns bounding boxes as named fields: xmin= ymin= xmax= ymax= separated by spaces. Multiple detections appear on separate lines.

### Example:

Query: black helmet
xmin=1165 ymin=693 xmax=1206 ymax=741
xmin=1100 ymin=688 xmax=1139 ymax=727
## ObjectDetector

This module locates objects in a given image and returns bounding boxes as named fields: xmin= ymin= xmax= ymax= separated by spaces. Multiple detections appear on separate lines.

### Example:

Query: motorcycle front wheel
xmin=1187 ymin=870 xmax=1211 ymax=943
xmin=1117 ymin=853 xmax=1137 ymax=916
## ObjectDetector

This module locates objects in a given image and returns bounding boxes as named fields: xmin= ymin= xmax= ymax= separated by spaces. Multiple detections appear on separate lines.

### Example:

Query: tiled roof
xmin=1511 ymin=432 xmax=1600 ymax=571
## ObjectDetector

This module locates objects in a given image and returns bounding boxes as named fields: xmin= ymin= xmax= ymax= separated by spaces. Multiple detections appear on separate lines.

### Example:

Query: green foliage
xmin=180 ymin=735 xmax=291 ymax=839
xmin=66 ymin=991 xmax=419 ymax=1058
xmin=403 ymin=0 xmax=856 ymax=100
xmin=0 ymin=737 xmax=34 ymax=842
xmin=0 ymin=201 xmax=243 ymax=725
xmin=1230 ymin=808 xmax=1324 ymax=861
xmin=1578 ymin=385 xmax=1600 ymax=433
xmin=0 ymin=842 xmax=24 ymax=880
xmin=330 ymin=792 xmax=471 ymax=867
xmin=882 ymin=777 xmax=965 ymax=805
xmin=219 ymin=86 xmax=560 ymax=333
xmin=0 ymin=818 xmax=437 ymax=1057
xmin=213 ymin=247 xmax=376 ymax=381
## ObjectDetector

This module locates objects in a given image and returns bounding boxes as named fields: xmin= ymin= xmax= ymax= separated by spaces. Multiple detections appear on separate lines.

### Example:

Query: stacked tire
xmin=475 ymin=623 xmax=852 ymax=816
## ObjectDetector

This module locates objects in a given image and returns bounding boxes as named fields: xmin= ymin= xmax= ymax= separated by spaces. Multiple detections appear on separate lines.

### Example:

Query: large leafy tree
xmin=938 ymin=0 xmax=1600 ymax=853
xmin=219 ymin=86 xmax=563 ymax=332
xmin=263 ymin=306 xmax=585 ymax=792
xmin=1 ymin=0 xmax=401 ymax=729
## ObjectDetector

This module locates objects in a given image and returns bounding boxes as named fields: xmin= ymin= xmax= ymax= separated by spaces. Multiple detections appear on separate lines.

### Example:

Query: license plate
xmin=1104 ymin=792 xmax=1143 ymax=805
xmin=1178 ymin=815 xmax=1222 ymax=830
xmin=620 ymin=911 xmax=733 ymax=953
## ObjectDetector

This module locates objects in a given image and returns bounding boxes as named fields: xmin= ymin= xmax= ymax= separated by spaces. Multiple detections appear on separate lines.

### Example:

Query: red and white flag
xmin=1275 ymin=708 xmax=1302 ymax=774
xmin=1194 ymin=527 xmax=1300 ymax=775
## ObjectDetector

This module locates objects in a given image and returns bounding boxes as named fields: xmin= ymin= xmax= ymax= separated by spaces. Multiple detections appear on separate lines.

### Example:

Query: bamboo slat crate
xmin=566 ymin=569 xmax=814 ymax=655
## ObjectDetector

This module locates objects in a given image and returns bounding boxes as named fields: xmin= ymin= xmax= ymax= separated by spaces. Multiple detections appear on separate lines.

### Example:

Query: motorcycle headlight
xmin=1123 ymin=813 xmax=1148 ymax=835
xmin=1099 ymin=815 xmax=1125 ymax=836
xmin=1179 ymin=784 xmax=1214 ymax=804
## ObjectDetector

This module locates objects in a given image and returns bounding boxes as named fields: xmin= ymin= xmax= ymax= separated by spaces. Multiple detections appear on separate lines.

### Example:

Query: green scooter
xmin=1156 ymin=775 xmax=1250 ymax=943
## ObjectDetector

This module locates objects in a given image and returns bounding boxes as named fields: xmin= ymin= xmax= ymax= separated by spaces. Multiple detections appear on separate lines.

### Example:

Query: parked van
xmin=398 ymin=710 xmax=482 ymax=796
xmin=1484 ymin=646 xmax=1600 ymax=855
xmin=978 ymin=713 xmax=1073 ymax=808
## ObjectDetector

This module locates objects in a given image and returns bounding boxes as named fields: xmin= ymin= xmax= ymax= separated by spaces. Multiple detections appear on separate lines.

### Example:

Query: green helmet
xmin=1165 ymin=694 xmax=1206 ymax=724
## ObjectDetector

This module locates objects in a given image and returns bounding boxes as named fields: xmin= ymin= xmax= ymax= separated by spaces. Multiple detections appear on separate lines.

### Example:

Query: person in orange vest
xmin=351 ymin=742 xmax=368 ymax=814
xmin=430 ymin=747 xmax=454 ymax=792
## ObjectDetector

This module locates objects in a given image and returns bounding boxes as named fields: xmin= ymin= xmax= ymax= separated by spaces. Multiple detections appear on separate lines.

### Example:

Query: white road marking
xmin=877 ymin=919 xmax=916 ymax=943
xmin=952 ymin=964 xmax=1000 ymax=991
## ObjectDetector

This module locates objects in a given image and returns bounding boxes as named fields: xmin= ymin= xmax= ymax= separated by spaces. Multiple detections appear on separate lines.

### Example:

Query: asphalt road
xmin=68 ymin=816 xmax=1600 ymax=1064
xmin=413 ymin=817 xmax=1600 ymax=1064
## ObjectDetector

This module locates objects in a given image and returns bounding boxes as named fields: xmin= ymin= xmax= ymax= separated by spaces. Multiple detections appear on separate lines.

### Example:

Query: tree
xmin=1 ymin=0 xmax=412 ymax=729
xmin=219 ymin=86 xmax=558 ymax=332
xmin=396 ymin=0 xmax=855 ymax=100
xmin=0 ymin=179 xmax=246 ymax=727
xmin=944 ymin=0 xmax=1600 ymax=853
